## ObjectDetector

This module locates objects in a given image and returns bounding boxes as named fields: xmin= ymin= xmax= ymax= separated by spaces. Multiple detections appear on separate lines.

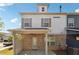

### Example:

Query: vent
xmin=53 ymin=17 xmax=61 ymax=18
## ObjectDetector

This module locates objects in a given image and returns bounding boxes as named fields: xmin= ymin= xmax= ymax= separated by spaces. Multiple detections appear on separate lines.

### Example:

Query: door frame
xmin=32 ymin=36 xmax=37 ymax=49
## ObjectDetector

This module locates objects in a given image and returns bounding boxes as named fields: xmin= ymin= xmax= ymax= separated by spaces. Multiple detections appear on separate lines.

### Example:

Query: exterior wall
xmin=13 ymin=33 xmax=66 ymax=54
xmin=14 ymin=35 xmax=23 ymax=54
xmin=67 ymin=15 xmax=79 ymax=50
xmin=66 ymin=30 xmax=79 ymax=55
xmin=73 ymin=48 xmax=79 ymax=55
xmin=67 ymin=15 xmax=79 ymax=28
xmin=48 ymin=35 xmax=66 ymax=50
xmin=67 ymin=47 xmax=79 ymax=55
xmin=52 ymin=15 xmax=66 ymax=34
xmin=22 ymin=34 xmax=45 ymax=50
xmin=21 ymin=14 xmax=67 ymax=34
xmin=66 ymin=34 xmax=79 ymax=48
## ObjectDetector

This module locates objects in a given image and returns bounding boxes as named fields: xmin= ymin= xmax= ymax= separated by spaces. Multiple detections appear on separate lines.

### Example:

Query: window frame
xmin=48 ymin=37 xmax=56 ymax=46
xmin=23 ymin=18 xmax=32 ymax=28
xmin=76 ymin=37 xmax=79 ymax=40
xmin=41 ymin=7 xmax=45 ymax=12
xmin=68 ymin=18 xmax=74 ymax=28
xmin=41 ymin=18 xmax=51 ymax=27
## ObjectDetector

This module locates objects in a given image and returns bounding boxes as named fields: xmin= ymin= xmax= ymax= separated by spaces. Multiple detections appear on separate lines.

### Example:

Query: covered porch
xmin=9 ymin=28 xmax=49 ymax=55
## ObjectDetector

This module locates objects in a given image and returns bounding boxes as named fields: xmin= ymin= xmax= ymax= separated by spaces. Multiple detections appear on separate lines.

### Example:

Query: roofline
xmin=37 ymin=3 xmax=48 ymax=6
xmin=67 ymin=29 xmax=79 ymax=31
xmin=8 ymin=28 xmax=48 ymax=31
xmin=8 ymin=28 xmax=48 ymax=34
xmin=67 ymin=13 xmax=79 ymax=15
xmin=20 ymin=12 xmax=67 ymax=15
xmin=20 ymin=12 xmax=79 ymax=15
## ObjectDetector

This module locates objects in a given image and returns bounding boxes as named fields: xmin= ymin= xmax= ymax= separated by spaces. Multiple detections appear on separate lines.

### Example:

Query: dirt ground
xmin=53 ymin=50 xmax=67 ymax=55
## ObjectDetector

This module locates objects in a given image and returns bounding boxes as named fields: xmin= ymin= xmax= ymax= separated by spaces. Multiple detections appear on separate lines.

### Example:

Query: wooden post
xmin=45 ymin=33 xmax=48 ymax=55
xmin=12 ymin=32 xmax=16 ymax=55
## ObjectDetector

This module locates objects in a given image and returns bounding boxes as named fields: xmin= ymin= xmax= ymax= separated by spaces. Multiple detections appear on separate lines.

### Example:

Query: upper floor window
xmin=68 ymin=18 xmax=74 ymax=28
xmin=23 ymin=18 xmax=32 ymax=27
xmin=41 ymin=18 xmax=51 ymax=27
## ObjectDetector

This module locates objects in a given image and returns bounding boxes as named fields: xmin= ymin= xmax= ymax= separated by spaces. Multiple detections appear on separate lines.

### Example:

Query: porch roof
xmin=67 ymin=28 xmax=79 ymax=31
xmin=8 ymin=28 xmax=48 ymax=34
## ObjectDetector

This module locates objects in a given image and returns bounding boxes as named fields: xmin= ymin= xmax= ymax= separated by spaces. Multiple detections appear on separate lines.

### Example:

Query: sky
xmin=0 ymin=3 xmax=79 ymax=33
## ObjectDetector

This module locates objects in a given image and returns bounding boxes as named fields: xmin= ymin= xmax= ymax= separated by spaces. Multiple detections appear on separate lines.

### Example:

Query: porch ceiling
xmin=8 ymin=28 xmax=48 ymax=34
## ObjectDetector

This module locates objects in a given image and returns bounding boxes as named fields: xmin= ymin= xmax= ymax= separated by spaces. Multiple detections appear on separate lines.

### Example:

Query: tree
xmin=8 ymin=35 xmax=14 ymax=42
xmin=0 ymin=17 xmax=4 ymax=42
xmin=0 ymin=17 xmax=4 ymax=31
xmin=14 ymin=34 xmax=22 ymax=40
xmin=0 ymin=32 xmax=3 ymax=36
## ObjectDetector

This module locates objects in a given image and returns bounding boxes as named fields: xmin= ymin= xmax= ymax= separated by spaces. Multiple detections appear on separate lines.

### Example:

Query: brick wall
xmin=48 ymin=35 xmax=66 ymax=50
xmin=22 ymin=34 xmax=45 ymax=50
xmin=21 ymin=34 xmax=66 ymax=51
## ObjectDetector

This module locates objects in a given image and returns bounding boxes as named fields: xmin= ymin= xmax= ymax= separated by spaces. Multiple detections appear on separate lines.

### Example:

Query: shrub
xmin=7 ymin=35 xmax=14 ymax=42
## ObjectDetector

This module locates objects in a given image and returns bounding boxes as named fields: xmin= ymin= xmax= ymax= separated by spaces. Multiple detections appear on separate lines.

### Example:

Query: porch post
xmin=45 ymin=33 xmax=48 ymax=55
xmin=12 ymin=32 xmax=16 ymax=55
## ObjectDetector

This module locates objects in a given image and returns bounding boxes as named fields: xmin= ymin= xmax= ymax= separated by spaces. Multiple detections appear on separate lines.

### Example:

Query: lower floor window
xmin=48 ymin=37 xmax=56 ymax=46
xmin=48 ymin=36 xmax=66 ymax=46
xmin=48 ymin=41 xmax=55 ymax=46
xmin=76 ymin=37 xmax=79 ymax=40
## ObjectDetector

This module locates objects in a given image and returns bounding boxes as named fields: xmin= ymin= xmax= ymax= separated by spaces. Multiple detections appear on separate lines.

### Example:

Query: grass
xmin=0 ymin=47 xmax=14 ymax=55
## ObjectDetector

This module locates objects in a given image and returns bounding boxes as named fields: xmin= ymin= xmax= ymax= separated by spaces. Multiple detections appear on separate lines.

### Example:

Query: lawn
xmin=0 ymin=47 xmax=14 ymax=55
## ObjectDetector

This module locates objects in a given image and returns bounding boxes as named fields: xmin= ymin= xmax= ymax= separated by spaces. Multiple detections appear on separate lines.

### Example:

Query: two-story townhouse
xmin=9 ymin=4 xmax=67 ymax=55
xmin=66 ymin=13 xmax=79 ymax=55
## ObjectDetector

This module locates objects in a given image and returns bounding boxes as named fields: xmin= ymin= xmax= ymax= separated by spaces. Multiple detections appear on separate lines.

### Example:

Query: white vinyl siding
xmin=21 ymin=15 xmax=66 ymax=34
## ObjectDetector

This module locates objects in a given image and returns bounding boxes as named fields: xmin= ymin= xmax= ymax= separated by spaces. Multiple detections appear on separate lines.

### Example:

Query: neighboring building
xmin=0 ymin=32 xmax=11 ymax=42
xmin=3 ymin=33 xmax=11 ymax=40
xmin=66 ymin=13 xmax=79 ymax=55
xmin=9 ymin=4 xmax=67 ymax=55
xmin=0 ymin=36 xmax=3 ymax=42
xmin=3 ymin=33 xmax=12 ymax=46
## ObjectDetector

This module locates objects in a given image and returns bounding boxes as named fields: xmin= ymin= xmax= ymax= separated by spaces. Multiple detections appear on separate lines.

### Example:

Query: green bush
xmin=7 ymin=35 xmax=14 ymax=42
xmin=14 ymin=34 xmax=22 ymax=40
xmin=0 ymin=32 xmax=3 ymax=37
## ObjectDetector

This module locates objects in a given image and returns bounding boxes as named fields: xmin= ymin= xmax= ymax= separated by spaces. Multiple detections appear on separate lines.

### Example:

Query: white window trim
xmin=23 ymin=18 xmax=32 ymax=28
xmin=41 ymin=18 xmax=51 ymax=27
xmin=48 ymin=37 xmax=56 ymax=46
xmin=68 ymin=18 xmax=74 ymax=28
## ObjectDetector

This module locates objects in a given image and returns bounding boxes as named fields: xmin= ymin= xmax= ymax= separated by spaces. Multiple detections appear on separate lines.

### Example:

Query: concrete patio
xmin=0 ymin=42 xmax=3 ymax=49
xmin=18 ymin=50 xmax=56 ymax=55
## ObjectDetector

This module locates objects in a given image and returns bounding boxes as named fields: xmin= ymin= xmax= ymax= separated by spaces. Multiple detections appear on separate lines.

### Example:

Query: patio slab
xmin=19 ymin=50 xmax=56 ymax=55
